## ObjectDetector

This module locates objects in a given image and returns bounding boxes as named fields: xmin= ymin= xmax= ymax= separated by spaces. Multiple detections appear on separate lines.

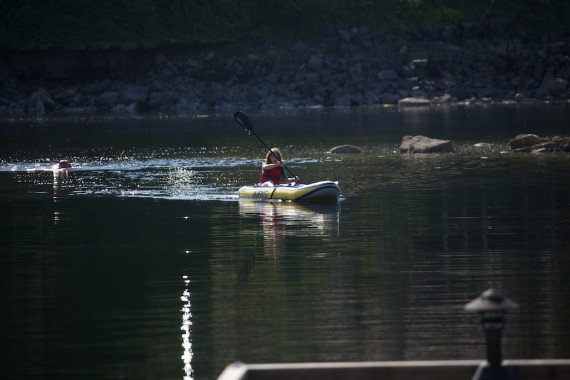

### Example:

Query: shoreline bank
xmin=1 ymin=25 xmax=569 ymax=118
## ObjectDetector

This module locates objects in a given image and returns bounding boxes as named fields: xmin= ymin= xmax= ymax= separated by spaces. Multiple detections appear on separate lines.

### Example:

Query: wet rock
xmin=432 ymin=93 xmax=453 ymax=104
xmin=529 ymin=137 xmax=570 ymax=152
xmin=509 ymin=134 xmax=544 ymax=149
xmin=398 ymin=97 xmax=431 ymax=107
xmin=400 ymin=135 xmax=454 ymax=153
xmin=328 ymin=144 xmax=363 ymax=154
xmin=511 ymin=135 xmax=570 ymax=152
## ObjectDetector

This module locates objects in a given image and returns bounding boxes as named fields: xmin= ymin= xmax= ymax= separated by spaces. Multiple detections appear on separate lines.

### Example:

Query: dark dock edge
xmin=218 ymin=359 xmax=570 ymax=380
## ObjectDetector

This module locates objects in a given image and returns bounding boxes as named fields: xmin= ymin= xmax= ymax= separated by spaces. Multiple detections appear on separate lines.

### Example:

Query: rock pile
xmin=509 ymin=134 xmax=570 ymax=152
xmin=1 ymin=22 xmax=570 ymax=117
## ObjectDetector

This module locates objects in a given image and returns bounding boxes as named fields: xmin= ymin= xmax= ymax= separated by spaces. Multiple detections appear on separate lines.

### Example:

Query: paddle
xmin=233 ymin=111 xmax=300 ymax=183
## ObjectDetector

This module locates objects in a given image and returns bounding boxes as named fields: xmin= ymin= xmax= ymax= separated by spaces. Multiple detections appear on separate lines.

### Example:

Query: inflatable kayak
xmin=238 ymin=181 xmax=340 ymax=203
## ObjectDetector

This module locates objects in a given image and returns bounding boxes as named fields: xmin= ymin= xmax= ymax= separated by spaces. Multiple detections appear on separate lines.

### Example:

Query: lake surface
xmin=1 ymin=105 xmax=570 ymax=380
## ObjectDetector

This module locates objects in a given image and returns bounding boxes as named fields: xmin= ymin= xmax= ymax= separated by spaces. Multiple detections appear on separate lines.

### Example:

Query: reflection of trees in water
xmin=181 ymin=275 xmax=193 ymax=380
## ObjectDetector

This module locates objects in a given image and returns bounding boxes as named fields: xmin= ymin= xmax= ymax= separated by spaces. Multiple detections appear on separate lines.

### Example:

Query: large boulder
xmin=509 ymin=134 xmax=545 ymax=150
xmin=510 ymin=134 xmax=570 ymax=153
xmin=399 ymin=135 xmax=454 ymax=153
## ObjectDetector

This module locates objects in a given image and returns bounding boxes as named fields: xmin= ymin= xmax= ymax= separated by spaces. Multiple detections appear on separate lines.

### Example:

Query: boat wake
xmin=1 ymin=157 xmax=250 ymax=201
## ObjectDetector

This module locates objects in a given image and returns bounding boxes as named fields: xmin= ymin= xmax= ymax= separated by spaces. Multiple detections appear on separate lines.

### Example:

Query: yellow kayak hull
xmin=238 ymin=181 xmax=340 ymax=203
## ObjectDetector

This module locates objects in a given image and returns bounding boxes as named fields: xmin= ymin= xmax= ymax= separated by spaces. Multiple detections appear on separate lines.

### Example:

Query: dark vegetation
xmin=1 ymin=0 xmax=569 ymax=50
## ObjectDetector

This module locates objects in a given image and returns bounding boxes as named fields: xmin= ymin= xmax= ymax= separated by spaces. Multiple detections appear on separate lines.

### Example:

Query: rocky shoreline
xmin=1 ymin=22 xmax=570 ymax=117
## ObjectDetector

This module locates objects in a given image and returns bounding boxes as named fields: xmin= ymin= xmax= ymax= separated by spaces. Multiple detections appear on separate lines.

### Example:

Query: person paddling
xmin=260 ymin=148 xmax=299 ymax=186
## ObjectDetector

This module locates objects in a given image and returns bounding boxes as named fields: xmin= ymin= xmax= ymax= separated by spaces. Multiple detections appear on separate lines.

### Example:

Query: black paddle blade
xmin=233 ymin=111 xmax=254 ymax=131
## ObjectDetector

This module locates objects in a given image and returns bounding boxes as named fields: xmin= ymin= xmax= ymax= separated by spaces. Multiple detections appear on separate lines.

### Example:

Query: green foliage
xmin=0 ymin=0 xmax=569 ymax=51
xmin=0 ymin=0 xmax=167 ymax=49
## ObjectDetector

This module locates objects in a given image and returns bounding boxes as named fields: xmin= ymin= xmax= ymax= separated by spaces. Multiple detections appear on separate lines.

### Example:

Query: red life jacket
xmin=260 ymin=166 xmax=284 ymax=185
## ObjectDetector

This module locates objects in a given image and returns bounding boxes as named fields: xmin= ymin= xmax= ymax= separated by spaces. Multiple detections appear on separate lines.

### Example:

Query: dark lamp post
xmin=465 ymin=289 xmax=519 ymax=380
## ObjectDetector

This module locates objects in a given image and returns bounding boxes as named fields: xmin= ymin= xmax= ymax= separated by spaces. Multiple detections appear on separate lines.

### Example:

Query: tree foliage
xmin=0 ymin=0 xmax=568 ymax=50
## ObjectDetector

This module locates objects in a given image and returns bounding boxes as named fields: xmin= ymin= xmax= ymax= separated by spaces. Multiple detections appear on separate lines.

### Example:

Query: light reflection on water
xmin=0 ymin=141 xmax=534 ymax=203
xmin=1 ymin=106 xmax=570 ymax=380
xmin=181 ymin=275 xmax=193 ymax=380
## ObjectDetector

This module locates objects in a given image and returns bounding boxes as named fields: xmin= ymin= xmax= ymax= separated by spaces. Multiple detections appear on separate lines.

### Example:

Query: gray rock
xmin=400 ymin=135 xmax=454 ymax=153
xmin=510 ymin=135 xmax=570 ymax=153
xmin=82 ymin=80 xmax=114 ymax=95
xmin=398 ymin=97 xmax=431 ymax=107
xmin=377 ymin=69 xmax=399 ymax=81
xmin=94 ymin=91 xmax=118 ymax=107
xmin=541 ymin=77 xmax=568 ymax=96
xmin=202 ymin=83 xmax=225 ymax=105
xmin=28 ymin=88 xmax=56 ymax=115
xmin=117 ymin=84 xmax=150 ymax=104
xmin=307 ymin=55 xmax=324 ymax=70
xmin=148 ymin=90 xmax=179 ymax=108
xmin=412 ymin=58 xmax=428 ymax=68
xmin=4 ymin=24 xmax=570 ymax=117
xmin=401 ymin=63 xmax=415 ymax=78
xmin=111 ymin=102 xmax=140 ymax=114
xmin=304 ymin=73 xmax=321 ymax=83
xmin=432 ymin=93 xmax=453 ymax=104
xmin=528 ymin=137 xmax=570 ymax=153
xmin=328 ymin=144 xmax=363 ymax=154
xmin=62 ymin=106 xmax=97 ymax=114
xmin=509 ymin=134 xmax=544 ymax=149
xmin=339 ymin=30 xmax=351 ymax=43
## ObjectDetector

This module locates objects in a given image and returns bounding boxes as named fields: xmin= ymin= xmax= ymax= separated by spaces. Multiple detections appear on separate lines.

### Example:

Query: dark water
xmin=1 ymin=105 xmax=570 ymax=380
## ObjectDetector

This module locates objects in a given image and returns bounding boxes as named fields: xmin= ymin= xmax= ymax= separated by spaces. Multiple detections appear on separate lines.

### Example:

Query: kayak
xmin=238 ymin=181 xmax=340 ymax=203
